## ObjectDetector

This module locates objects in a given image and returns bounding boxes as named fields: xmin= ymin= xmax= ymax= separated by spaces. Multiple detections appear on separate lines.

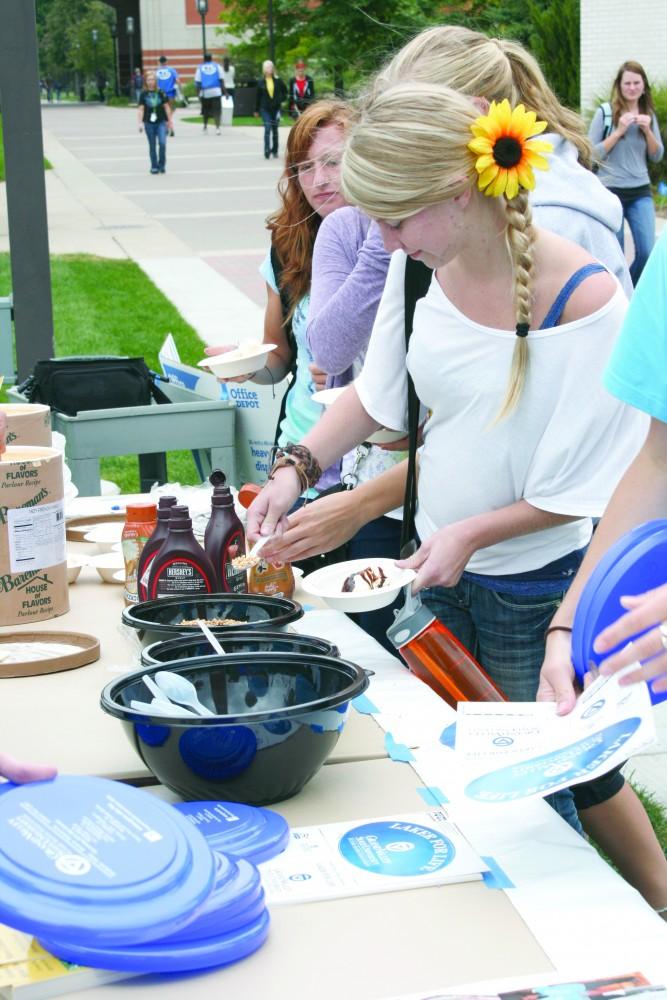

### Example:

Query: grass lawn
xmin=0 ymin=253 xmax=205 ymax=492
xmin=181 ymin=115 xmax=290 ymax=127
xmin=0 ymin=116 xmax=51 ymax=181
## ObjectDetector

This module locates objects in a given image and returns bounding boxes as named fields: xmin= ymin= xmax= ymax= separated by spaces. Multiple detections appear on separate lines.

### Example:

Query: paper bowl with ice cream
xmin=302 ymin=557 xmax=415 ymax=613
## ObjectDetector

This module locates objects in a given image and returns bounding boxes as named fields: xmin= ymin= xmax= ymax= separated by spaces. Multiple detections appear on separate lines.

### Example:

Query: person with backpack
xmin=589 ymin=60 xmax=663 ymax=285
xmin=156 ymin=55 xmax=179 ymax=136
xmin=195 ymin=53 xmax=226 ymax=134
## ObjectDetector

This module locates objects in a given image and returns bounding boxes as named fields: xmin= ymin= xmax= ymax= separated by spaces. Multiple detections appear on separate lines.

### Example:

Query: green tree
xmin=220 ymin=0 xmax=441 ymax=93
xmin=39 ymin=0 xmax=114 ymax=93
xmin=527 ymin=0 xmax=579 ymax=109
xmin=443 ymin=0 xmax=581 ymax=109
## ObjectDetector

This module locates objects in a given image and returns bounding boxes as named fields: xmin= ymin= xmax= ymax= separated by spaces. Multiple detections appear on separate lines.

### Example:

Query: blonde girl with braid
xmin=248 ymin=83 xmax=647 ymax=831
xmin=369 ymin=24 xmax=631 ymax=295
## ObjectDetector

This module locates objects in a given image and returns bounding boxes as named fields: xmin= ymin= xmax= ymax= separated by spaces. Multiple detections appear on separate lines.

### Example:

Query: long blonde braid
xmin=498 ymin=189 xmax=535 ymax=420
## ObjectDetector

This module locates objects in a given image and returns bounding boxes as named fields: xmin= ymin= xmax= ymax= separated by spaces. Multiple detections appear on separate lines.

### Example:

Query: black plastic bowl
xmin=141 ymin=630 xmax=339 ymax=667
xmin=122 ymin=594 xmax=303 ymax=649
xmin=101 ymin=653 xmax=369 ymax=805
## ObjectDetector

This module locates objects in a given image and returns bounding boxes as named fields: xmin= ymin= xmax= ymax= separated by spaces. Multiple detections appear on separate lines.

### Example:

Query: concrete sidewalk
xmin=0 ymin=103 xmax=665 ymax=808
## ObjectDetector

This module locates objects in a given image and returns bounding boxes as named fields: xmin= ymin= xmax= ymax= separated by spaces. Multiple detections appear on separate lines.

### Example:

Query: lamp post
xmin=91 ymin=28 xmax=99 ymax=100
xmin=196 ymin=0 xmax=208 ymax=61
xmin=267 ymin=0 xmax=275 ymax=64
xmin=110 ymin=21 xmax=120 ymax=97
xmin=126 ymin=16 xmax=135 ymax=98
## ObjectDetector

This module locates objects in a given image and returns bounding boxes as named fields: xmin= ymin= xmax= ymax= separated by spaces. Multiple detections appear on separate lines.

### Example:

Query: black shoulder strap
xmin=400 ymin=257 xmax=433 ymax=551
xmin=270 ymin=244 xmax=297 ymax=448
xmin=601 ymin=102 xmax=613 ymax=141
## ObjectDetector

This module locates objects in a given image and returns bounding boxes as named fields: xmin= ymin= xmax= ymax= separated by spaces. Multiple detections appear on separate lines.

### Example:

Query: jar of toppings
xmin=122 ymin=502 xmax=157 ymax=605
xmin=237 ymin=483 xmax=295 ymax=600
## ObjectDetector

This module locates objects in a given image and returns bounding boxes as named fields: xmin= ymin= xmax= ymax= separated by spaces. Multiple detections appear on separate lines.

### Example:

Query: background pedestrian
xmin=255 ymin=60 xmax=287 ymax=159
xmin=589 ymin=60 xmax=663 ymax=285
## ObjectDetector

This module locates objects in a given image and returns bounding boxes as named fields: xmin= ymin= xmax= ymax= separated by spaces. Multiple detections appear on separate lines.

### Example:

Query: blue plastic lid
xmin=159 ymin=853 xmax=264 ymax=943
xmin=570 ymin=520 xmax=663 ymax=676
xmin=39 ymin=908 xmax=270 ymax=974
xmin=572 ymin=520 xmax=667 ymax=706
xmin=0 ymin=776 xmax=216 ymax=945
xmin=173 ymin=800 xmax=290 ymax=865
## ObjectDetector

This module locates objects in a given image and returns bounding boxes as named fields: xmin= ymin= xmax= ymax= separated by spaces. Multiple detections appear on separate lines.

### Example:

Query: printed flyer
xmin=380 ymin=971 xmax=666 ymax=1000
xmin=260 ymin=810 xmax=488 ymax=904
xmin=455 ymin=669 xmax=655 ymax=805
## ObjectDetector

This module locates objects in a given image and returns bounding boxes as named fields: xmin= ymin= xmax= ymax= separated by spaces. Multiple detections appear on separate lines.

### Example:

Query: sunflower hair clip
xmin=468 ymin=99 xmax=553 ymax=200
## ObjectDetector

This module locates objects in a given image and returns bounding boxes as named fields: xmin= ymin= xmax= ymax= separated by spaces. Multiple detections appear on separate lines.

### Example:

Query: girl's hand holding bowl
xmin=201 ymin=343 xmax=276 ymax=383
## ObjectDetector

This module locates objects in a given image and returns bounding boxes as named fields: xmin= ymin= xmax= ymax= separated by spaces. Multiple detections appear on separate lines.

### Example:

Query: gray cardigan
xmin=588 ymin=106 xmax=664 ymax=189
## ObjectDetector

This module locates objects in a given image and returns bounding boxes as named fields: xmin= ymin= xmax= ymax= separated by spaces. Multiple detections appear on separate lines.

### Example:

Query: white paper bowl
xmin=89 ymin=552 xmax=125 ymax=583
xmin=83 ymin=523 xmax=124 ymax=552
xmin=198 ymin=343 xmax=277 ymax=380
xmin=301 ymin=557 xmax=415 ymax=613
xmin=66 ymin=554 xmax=88 ymax=584
xmin=311 ymin=388 xmax=405 ymax=446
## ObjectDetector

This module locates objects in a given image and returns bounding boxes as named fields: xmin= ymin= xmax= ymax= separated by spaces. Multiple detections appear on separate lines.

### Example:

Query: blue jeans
xmin=421 ymin=578 xmax=583 ymax=834
xmin=145 ymin=120 xmax=167 ymax=171
xmin=260 ymin=109 xmax=279 ymax=156
xmin=616 ymin=194 xmax=655 ymax=286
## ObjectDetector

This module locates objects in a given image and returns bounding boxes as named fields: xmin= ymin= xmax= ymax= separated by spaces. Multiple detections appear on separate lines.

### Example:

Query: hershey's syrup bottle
xmin=136 ymin=495 xmax=178 ymax=602
xmin=147 ymin=505 xmax=216 ymax=599
xmin=204 ymin=470 xmax=247 ymax=593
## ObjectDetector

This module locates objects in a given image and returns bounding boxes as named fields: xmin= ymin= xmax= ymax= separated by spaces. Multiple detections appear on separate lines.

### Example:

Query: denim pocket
xmin=488 ymin=589 xmax=565 ymax=614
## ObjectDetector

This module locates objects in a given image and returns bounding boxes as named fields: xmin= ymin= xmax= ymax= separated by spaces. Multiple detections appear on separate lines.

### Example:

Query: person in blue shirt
xmin=156 ymin=56 xmax=179 ymax=136
xmin=195 ymin=54 xmax=226 ymax=134
xmin=539 ymin=228 xmax=667 ymax=919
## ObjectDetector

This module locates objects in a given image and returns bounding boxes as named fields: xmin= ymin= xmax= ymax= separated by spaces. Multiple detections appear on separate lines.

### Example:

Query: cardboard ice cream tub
xmin=0 ymin=403 xmax=52 ymax=447
xmin=0 ymin=445 xmax=69 ymax=625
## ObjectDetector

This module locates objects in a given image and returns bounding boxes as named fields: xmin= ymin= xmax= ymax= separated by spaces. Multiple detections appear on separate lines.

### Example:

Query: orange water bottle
xmin=387 ymin=588 xmax=507 ymax=707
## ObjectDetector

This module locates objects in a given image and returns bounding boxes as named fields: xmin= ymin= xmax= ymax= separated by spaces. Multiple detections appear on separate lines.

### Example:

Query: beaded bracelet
xmin=269 ymin=442 xmax=322 ymax=490
xmin=268 ymin=455 xmax=309 ymax=493
xmin=544 ymin=625 xmax=573 ymax=639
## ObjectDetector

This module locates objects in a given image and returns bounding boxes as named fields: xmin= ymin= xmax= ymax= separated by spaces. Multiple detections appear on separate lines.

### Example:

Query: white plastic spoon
xmin=142 ymin=673 xmax=172 ymax=703
xmin=154 ymin=670 xmax=216 ymax=717
xmin=130 ymin=698 xmax=198 ymax=718
xmin=248 ymin=533 xmax=276 ymax=559
xmin=198 ymin=620 xmax=225 ymax=657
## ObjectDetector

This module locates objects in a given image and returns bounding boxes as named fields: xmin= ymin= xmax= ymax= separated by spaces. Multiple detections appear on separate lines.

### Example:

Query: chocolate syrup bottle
xmin=387 ymin=588 xmax=506 ymax=708
xmin=204 ymin=481 xmax=247 ymax=593
xmin=136 ymin=495 xmax=178 ymax=602
xmin=147 ymin=506 xmax=216 ymax=600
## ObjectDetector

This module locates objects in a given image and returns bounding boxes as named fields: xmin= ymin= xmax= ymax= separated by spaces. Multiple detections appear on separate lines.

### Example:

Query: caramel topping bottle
xmin=237 ymin=482 xmax=295 ymax=600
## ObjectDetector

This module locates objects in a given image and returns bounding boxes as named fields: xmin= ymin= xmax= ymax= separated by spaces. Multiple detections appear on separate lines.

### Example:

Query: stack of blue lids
xmin=0 ymin=776 xmax=285 ymax=973
xmin=572 ymin=519 xmax=667 ymax=706
xmin=173 ymin=800 xmax=290 ymax=865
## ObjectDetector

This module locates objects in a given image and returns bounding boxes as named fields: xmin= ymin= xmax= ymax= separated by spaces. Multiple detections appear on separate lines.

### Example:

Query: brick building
xmin=116 ymin=0 xmax=233 ymax=84
xmin=580 ymin=0 xmax=667 ymax=114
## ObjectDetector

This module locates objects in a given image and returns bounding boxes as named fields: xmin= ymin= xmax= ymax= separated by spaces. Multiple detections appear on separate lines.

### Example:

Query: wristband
xmin=544 ymin=625 xmax=573 ymax=639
